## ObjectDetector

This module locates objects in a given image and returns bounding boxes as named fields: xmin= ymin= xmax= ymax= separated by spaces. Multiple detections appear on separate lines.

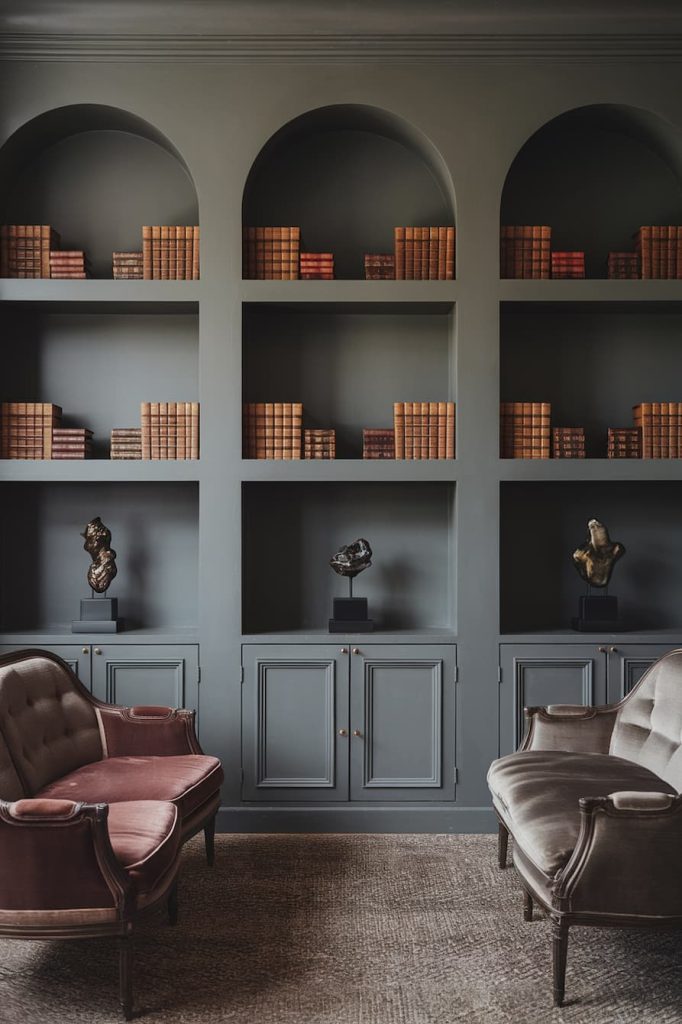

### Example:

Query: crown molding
xmin=2 ymin=33 xmax=682 ymax=64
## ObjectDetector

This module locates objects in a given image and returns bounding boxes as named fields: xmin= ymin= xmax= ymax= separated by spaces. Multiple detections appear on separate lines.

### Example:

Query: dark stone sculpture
xmin=572 ymin=519 xmax=625 ymax=589
xmin=329 ymin=538 xmax=372 ymax=579
xmin=82 ymin=516 xmax=118 ymax=594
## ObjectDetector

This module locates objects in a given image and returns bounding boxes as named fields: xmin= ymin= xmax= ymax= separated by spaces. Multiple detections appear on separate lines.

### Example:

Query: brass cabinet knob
xmin=609 ymin=646 xmax=618 ymax=654
xmin=81 ymin=647 xmax=89 ymax=655
xmin=94 ymin=648 xmax=102 ymax=655
xmin=340 ymin=648 xmax=348 ymax=654
xmin=352 ymin=648 xmax=361 ymax=655
xmin=338 ymin=728 xmax=348 ymax=737
xmin=352 ymin=729 xmax=363 ymax=738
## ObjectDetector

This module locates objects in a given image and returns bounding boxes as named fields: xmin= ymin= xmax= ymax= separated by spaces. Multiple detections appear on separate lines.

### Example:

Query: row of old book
xmin=635 ymin=227 xmax=682 ymax=280
xmin=393 ymin=402 xmax=456 ymax=459
xmin=633 ymin=402 xmax=682 ymax=458
xmin=242 ymin=402 xmax=456 ymax=458
xmin=393 ymin=228 xmax=455 ymax=280
xmin=0 ymin=403 xmax=91 ymax=459
xmin=140 ymin=402 xmax=200 ymax=459
xmin=141 ymin=227 xmax=200 ymax=280
xmin=500 ymin=402 xmax=551 ymax=458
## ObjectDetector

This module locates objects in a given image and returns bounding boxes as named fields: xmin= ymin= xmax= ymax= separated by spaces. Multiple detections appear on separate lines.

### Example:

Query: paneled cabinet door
xmin=499 ymin=644 xmax=608 ymax=755
xmin=242 ymin=645 xmax=350 ymax=802
xmin=0 ymin=644 xmax=92 ymax=689
xmin=606 ymin=643 xmax=681 ymax=703
xmin=90 ymin=645 xmax=199 ymax=714
xmin=349 ymin=645 xmax=456 ymax=802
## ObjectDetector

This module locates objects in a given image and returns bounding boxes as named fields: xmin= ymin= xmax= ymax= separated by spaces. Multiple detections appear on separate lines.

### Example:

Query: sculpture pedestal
xmin=329 ymin=597 xmax=374 ymax=633
xmin=72 ymin=597 xmax=119 ymax=634
xmin=571 ymin=594 xmax=622 ymax=632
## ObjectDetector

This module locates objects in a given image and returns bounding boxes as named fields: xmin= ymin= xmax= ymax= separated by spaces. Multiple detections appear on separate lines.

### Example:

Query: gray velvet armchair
xmin=487 ymin=647 xmax=682 ymax=1006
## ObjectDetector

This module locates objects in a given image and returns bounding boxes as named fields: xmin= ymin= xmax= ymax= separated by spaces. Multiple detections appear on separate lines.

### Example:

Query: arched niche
xmin=243 ymin=104 xmax=455 ymax=280
xmin=0 ymin=105 xmax=199 ymax=278
xmin=500 ymin=104 xmax=682 ymax=278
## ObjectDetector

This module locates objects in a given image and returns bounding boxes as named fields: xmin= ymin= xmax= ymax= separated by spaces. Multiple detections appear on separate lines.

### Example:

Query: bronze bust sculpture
xmin=572 ymin=519 xmax=625 ymax=589
xmin=82 ymin=517 xmax=118 ymax=594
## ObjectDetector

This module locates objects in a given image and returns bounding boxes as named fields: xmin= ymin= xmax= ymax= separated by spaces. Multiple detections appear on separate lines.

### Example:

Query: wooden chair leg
xmin=551 ymin=916 xmax=569 ymax=1007
xmin=119 ymin=933 xmax=134 ymax=1021
xmin=523 ymin=889 xmax=533 ymax=921
xmin=497 ymin=821 xmax=509 ymax=868
xmin=168 ymin=880 xmax=178 ymax=926
xmin=204 ymin=815 xmax=216 ymax=867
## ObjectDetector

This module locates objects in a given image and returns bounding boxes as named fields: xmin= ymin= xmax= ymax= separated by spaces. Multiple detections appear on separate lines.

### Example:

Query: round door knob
xmin=352 ymin=729 xmax=363 ymax=738
xmin=81 ymin=647 xmax=89 ymax=655
xmin=609 ymin=646 xmax=618 ymax=654
xmin=94 ymin=648 xmax=102 ymax=655
xmin=338 ymin=728 xmax=348 ymax=737
xmin=352 ymin=648 xmax=361 ymax=655
xmin=340 ymin=648 xmax=348 ymax=654
xmin=598 ymin=646 xmax=607 ymax=653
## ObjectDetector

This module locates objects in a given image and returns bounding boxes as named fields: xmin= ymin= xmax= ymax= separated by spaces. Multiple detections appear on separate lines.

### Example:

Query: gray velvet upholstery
xmin=610 ymin=648 xmax=682 ymax=791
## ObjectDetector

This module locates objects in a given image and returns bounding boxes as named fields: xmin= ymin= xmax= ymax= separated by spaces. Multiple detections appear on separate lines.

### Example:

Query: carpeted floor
xmin=0 ymin=833 xmax=680 ymax=1023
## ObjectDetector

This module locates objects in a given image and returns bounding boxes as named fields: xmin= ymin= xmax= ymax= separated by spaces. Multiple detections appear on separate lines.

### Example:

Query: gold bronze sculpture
xmin=572 ymin=519 xmax=625 ymax=589
xmin=82 ymin=517 xmax=118 ymax=594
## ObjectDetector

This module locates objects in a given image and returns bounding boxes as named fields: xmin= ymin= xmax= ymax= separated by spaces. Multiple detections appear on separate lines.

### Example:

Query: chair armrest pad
xmin=9 ymin=799 xmax=81 ymax=819
xmin=607 ymin=791 xmax=678 ymax=812
xmin=521 ymin=704 xmax=618 ymax=754
xmin=96 ymin=704 xmax=202 ymax=757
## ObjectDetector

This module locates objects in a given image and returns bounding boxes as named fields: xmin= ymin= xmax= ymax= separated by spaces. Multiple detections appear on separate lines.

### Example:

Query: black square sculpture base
xmin=329 ymin=596 xmax=374 ymax=633
xmin=571 ymin=594 xmax=623 ymax=633
xmin=72 ymin=597 xmax=119 ymax=634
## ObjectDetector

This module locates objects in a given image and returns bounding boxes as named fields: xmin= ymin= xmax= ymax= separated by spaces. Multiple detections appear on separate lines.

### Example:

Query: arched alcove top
xmin=243 ymin=104 xmax=455 ymax=279
xmin=500 ymin=103 xmax=682 ymax=278
xmin=0 ymin=104 xmax=199 ymax=277
xmin=0 ymin=103 xmax=195 ymax=192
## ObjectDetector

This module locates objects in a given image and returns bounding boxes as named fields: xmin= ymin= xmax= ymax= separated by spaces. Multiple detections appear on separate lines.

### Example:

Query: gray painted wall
xmin=1 ymin=35 xmax=682 ymax=830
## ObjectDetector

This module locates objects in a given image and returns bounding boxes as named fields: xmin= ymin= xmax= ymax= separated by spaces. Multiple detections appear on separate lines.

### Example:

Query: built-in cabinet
xmin=242 ymin=644 xmax=456 ymax=803
xmin=499 ymin=641 xmax=679 ymax=753
xmin=0 ymin=643 xmax=199 ymax=712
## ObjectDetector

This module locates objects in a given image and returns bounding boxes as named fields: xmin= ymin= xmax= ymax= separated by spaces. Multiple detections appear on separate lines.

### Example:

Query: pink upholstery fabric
xmin=38 ymin=754 xmax=223 ymax=821
xmin=107 ymin=801 xmax=180 ymax=894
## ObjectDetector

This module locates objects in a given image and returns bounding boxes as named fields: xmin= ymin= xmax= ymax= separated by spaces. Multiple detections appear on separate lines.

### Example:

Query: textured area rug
xmin=0 ymin=833 xmax=680 ymax=1023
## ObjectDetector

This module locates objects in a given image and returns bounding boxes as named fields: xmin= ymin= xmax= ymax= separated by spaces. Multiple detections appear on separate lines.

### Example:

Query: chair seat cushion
xmin=488 ymin=749 xmax=676 ymax=876
xmin=38 ymin=754 xmax=222 ymax=823
xmin=107 ymin=800 xmax=179 ymax=895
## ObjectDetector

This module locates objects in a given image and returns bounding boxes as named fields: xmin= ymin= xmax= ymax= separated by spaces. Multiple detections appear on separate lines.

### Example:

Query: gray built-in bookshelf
xmin=4 ymin=19 xmax=682 ymax=831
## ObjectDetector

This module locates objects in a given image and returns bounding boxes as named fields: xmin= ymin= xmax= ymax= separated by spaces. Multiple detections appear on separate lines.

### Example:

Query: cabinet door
xmin=499 ymin=644 xmax=608 ymax=755
xmin=242 ymin=645 xmax=349 ymax=802
xmin=0 ymin=644 xmax=92 ymax=690
xmin=91 ymin=645 xmax=199 ymax=713
xmin=607 ymin=643 xmax=680 ymax=703
xmin=349 ymin=644 xmax=456 ymax=802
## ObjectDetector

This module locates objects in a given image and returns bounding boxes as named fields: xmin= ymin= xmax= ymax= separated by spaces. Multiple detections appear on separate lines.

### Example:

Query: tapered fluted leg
xmin=168 ymin=880 xmax=178 ymax=926
xmin=498 ymin=822 xmax=509 ymax=868
xmin=204 ymin=815 xmax=216 ymax=867
xmin=523 ymin=889 xmax=533 ymax=922
xmin=119 ymin=933 xmax=134 ymax=1020
xmin=551 ymin=916 xmax=569 ymax=1007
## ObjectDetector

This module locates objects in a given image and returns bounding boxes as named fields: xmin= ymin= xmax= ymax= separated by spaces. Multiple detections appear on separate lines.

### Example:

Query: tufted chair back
xmin=610 ymin=648 xmax=682 ymax=793
xmin=0 ymin=653 xmax=102 ymax=796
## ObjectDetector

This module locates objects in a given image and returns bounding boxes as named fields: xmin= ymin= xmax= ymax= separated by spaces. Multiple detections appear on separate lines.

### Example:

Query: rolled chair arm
xmin=554 ymin=792 xmax=682 ymax=919
xmin=0 ymin=800 xmax=132 ymax=927
xmin=96 ymin=705 xmax=203 ymax=757
xmin=521 ymin=704 xmax=619 ymax=754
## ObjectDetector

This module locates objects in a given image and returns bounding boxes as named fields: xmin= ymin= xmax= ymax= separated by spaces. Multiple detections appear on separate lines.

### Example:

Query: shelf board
xmin=499 ymin=629 xmax=682 ymax=645
xmin=500 ymin=279 xmax=682 ymax=307
xmin=241 ymin=459 xmax=456 ymax=482
xmin=0 ymin=278 xmax=200 ymax=313
xmin=498 ymin=458 xmax=682 ymax=482
xmin=0 ymin=460 xmax=200 ymax=483
xmin=242 ymin=628 xmax=457 ymax=644
xmin=0 ymin=627 xmax=199 ymax=645
xmin=241 ymin=279 xmax=457 ymax=311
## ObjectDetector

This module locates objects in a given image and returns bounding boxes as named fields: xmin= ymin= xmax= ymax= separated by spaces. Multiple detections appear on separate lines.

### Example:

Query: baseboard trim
xmin=216 ymin=805 xmax=496 ymax=833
